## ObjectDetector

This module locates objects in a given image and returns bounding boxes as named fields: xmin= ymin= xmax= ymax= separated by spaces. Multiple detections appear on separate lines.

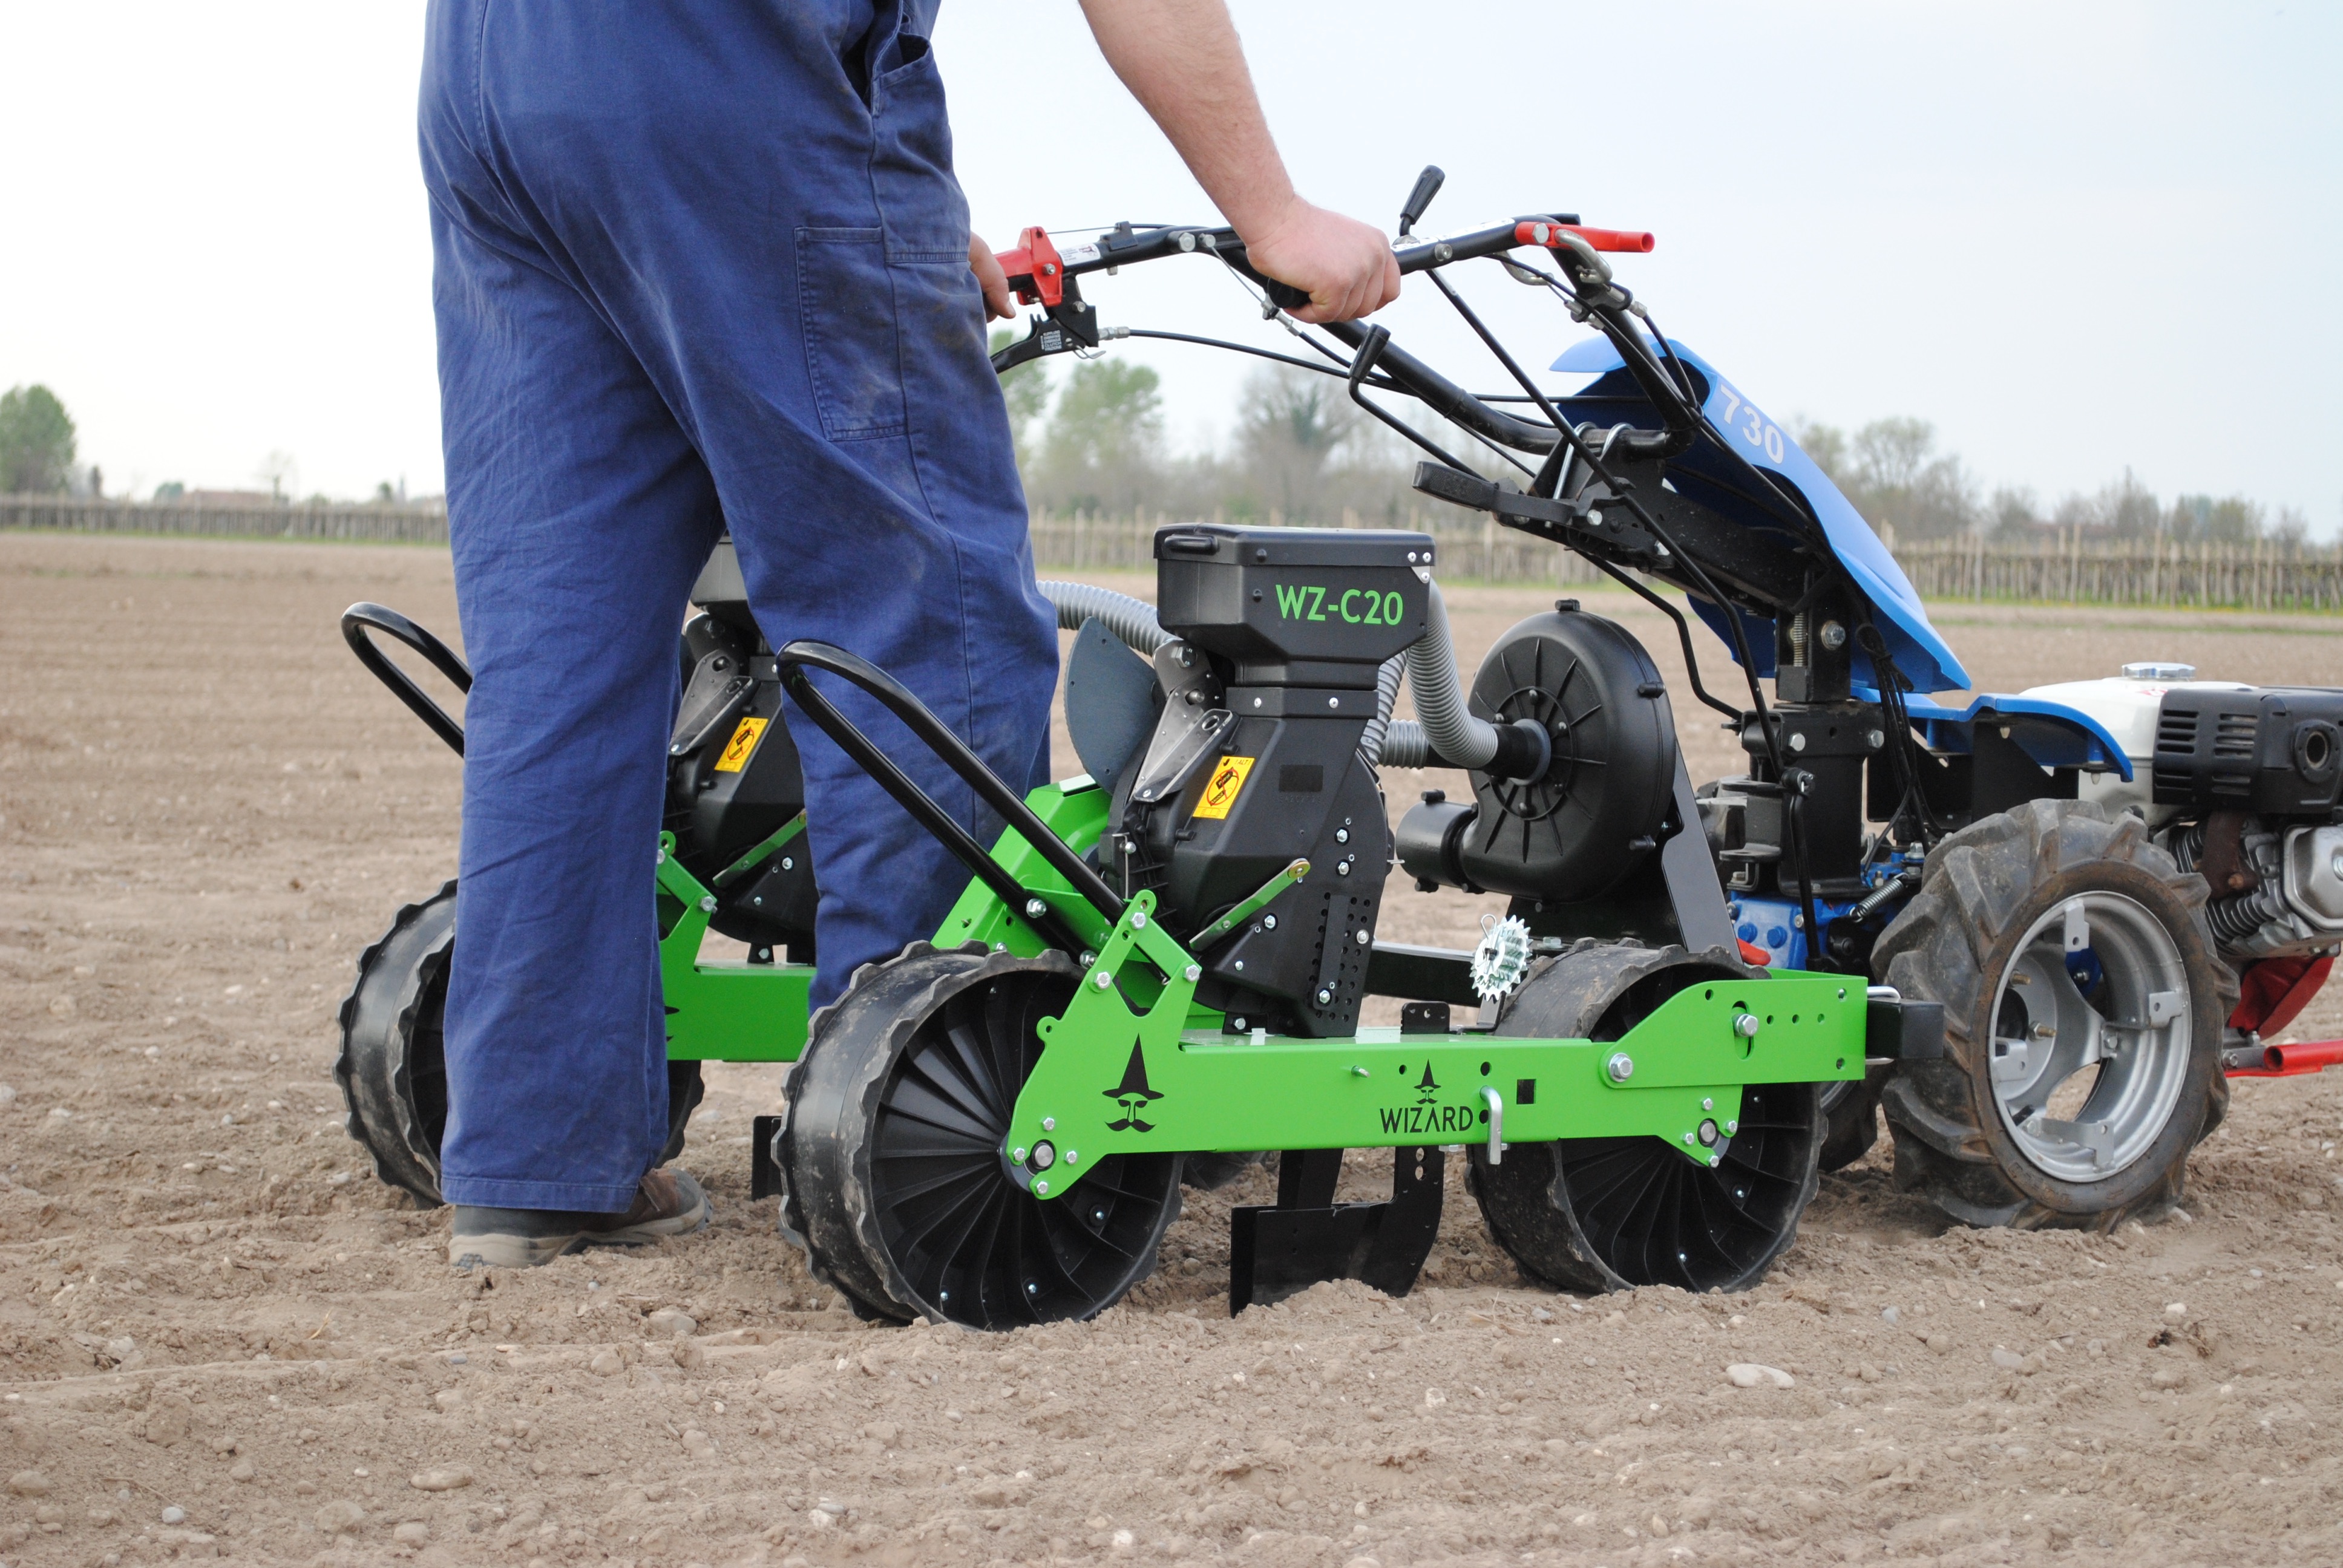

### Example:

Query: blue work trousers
xmin=419 ymin=0 xmax=1056 ymax=1212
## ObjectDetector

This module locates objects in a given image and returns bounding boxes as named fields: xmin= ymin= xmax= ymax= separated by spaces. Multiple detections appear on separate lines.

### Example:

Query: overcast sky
xmin=3 ymin=2 xmax=2336 ymax=532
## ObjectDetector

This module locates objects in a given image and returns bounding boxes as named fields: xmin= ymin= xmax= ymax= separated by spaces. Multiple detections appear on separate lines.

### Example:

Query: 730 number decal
xmin=1712 ymin=381 xmax=1786 ymax=465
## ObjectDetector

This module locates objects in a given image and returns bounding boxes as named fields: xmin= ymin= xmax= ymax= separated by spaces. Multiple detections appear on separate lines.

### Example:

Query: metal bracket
xmin=1228 ymin=1144 xmax=1446 ymax=1313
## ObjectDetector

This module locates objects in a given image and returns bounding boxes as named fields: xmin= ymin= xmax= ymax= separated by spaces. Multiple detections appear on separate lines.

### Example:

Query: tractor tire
xmin=1873 ymin=800 xmax=2233 ymax=1230
xmin=337 ymin=881 xmax=703 ymax=1206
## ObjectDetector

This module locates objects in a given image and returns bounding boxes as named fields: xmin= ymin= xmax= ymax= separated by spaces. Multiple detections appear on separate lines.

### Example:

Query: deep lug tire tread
xmin=1873 ymin=800 xmax=2235 ymax=1231
xmin=336 ymin=881 xmax=460 ymax=1206
xmin=338 ymin=881 xmax=704 ymax=1208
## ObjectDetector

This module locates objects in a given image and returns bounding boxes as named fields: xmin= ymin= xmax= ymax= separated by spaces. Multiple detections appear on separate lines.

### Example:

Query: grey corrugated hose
xmin=1036 ymin=580 xmax=1173 ymax=658
xmin=1384 ymin=580 xmax=1499 ymax=769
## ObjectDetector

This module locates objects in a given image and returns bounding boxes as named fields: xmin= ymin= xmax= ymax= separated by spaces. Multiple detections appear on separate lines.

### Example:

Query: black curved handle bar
xmin=342 ymin=602 xmax=472 ymax=757
xmin=996 ymin=218 xmax=1692 ymax=459
xmin=772 ymin=639 xmax=1126 ymax=953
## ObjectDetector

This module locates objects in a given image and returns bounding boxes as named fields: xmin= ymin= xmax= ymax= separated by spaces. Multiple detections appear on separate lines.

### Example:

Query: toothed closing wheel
xmin=1470 ymin=913 xmax=1535 ymax=1002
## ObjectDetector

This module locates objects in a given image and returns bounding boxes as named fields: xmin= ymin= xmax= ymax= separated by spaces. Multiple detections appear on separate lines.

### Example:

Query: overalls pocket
xmin=796 ymin=226 xmax=908 ymax=442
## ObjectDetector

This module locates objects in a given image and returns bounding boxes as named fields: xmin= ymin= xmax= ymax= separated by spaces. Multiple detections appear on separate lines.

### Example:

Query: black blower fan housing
xmin=1398 ymin=606 xmax=1678 ymax=900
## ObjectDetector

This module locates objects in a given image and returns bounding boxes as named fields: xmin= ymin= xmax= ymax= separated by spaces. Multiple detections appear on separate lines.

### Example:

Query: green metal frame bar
xmin=1005 ymin=898 xmax=1866 ymax=1201
xmin=711 ymin=811 xmax=806 ymax=889
xmin=655 ymin=834 xmax=814 ymax=1063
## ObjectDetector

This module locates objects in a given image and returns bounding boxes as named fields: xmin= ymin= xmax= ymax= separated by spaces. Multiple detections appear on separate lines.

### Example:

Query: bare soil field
xmin=5 ymin=531 xmax=2343 ymax=1568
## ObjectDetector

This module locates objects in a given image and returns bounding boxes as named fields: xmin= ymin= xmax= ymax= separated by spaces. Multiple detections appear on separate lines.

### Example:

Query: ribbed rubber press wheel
xmin=1469 ymin=942 xmax=1824 ymax=1294
xmin=337 ymin=881 xmax=703 ymax=1206
xmin=778 ymin=944 xmax=1182 ymax=1328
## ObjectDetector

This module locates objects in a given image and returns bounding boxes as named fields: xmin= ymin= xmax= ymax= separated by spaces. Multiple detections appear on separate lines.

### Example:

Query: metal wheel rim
xmin=870 ymin=969 xmax=1178 ymax=1327
xmin=1985 ymin=890 xmax=2191 ymax=1183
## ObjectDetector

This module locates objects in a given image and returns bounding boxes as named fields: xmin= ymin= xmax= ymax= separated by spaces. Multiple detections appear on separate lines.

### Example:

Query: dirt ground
xmin=5 ymin=531 xmax=2343 ymax=1568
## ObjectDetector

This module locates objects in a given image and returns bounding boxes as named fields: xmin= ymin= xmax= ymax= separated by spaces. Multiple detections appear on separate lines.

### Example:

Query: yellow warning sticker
xmin=712 ymin=716 xmax=768 ymax=773
xmin=1190 ymin=754 xmax=1257 ymax=820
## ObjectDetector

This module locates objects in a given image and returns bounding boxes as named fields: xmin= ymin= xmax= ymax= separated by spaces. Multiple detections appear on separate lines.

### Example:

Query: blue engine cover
xmin=1551 ymin=336 xmax=1970 ymax=695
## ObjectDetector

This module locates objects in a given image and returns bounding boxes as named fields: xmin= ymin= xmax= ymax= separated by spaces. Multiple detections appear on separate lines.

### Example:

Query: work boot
xmin=449 ymin=1167 xmax=710 ymax=1270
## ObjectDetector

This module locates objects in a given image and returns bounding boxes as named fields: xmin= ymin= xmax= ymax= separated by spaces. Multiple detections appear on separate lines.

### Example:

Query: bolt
xmin=1866 ymin=730 xmax=1884 ymax=750
xmin=1031 ymin=1140 xmax=1056 ymax=1170
xmin=1328 ymin=697 xmax=1340 ymax=710
xmin=1262 ymin=914 xmax=1278 ymax=931
xmin=1012 ymin=1146 xmax=1027 ymax=1164
xmin=1183 ymin=964 xmax=1202 ymax=982
xmin=1132 ymin=910 xmax=1148 ymax=929
xmin=1063 ymin=1149 xmax=1078 ymax=1165
xmin=1708 ymin=1154 xmax=1722 ymax=1169
xmin=751 ymin=896 xmax=763 ymax=906
xmin=699 ymin=896 xmax=717 ymax=912
xmin=1025 ymin=898 xmax=1046 ymax=918
xmin=1702 ymin=1097 xmax=1714 ymax=1111
xmin=1316 ymin=988 xmax=1334 ymax=1006
xmin=1684 ymin=1131 xmax=1696 ymax=1145
xmin=1351 ymin=1065 xmax=1370 ymax=1077
xmin=1733 ymin=1013 xmax=1760 ymax=1039
xmin=1234 ymin=959 xmax=1245 ymax=972
xmin=1789 ymin=733 xmax=1807 ymax=753
xmin=1335 ymin=828 xmax=1350 ymax=844
xmin=1094 ymin=971 xmax=1114 ymax=990
xmin=1041 ymin=1116 xmax=1055 ymax=1131
xmin=1605 ymin=1052 xmax=1634 ymax=1083
xmin=1819 ymin=620 xmax=1847 ymax=651
xmin=1355 ymin=928 xmax=1371 ymax=946
xmin=1231 ymin=1017 xmax=1247 ymax=1031
xmin=1337 ymin=860 xmax=1352 ymax=877
xmin=1725 ymin=1119 xmax=1738 ymax=1135
xmin=1034 ymin=1179 xmax=1050 ymax=1197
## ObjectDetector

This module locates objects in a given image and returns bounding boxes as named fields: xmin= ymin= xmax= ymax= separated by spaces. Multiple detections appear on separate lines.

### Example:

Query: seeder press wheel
xmin=337 ymin=882 xmax=703 ymax=1206
xmin=1470 ymin=942 xmax=1825 ymax=1294
xmin=778 ymin=944 xmax=1183 ymax=1328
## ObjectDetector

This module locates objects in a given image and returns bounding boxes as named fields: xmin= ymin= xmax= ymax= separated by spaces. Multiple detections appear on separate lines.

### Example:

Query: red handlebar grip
xmin=1515 ymin=221 xmax=1656 ymax=255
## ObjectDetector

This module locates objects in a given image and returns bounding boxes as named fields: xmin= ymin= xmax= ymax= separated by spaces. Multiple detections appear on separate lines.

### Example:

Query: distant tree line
xmin=995 ymin=336 xmax=2319 ymax=549
xmin=1788 ymin=415 xmax=2312 ymax=548
xmin=3 ymin=369 xmax=2319 ymax=550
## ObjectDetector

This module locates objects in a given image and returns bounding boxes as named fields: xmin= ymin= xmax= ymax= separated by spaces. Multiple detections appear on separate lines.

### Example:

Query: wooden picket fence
xmin=8 ymin=495 xmax=2338 ymax=611
xmin=0 ymin=494 xmax=451 ymax=544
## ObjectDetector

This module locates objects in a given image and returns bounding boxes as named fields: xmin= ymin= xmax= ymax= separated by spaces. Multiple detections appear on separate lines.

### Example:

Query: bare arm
xmin=1072 ymin=0 xmax=1399 ymax=324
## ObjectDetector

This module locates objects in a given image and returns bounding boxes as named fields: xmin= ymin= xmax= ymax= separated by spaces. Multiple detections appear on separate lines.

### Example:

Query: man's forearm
xmin=1076 ymin=0 xmax=1297 ymax=239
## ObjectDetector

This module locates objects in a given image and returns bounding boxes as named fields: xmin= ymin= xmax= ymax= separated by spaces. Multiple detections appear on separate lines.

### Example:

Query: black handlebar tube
xmin=772 ymin=641 xmax=1127 ymax=953
xmin=342 ymin=602 xmax=473 ymax=757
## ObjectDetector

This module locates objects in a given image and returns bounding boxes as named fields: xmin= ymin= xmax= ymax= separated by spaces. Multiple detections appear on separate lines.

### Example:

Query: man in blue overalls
xmin=419 ymin=1 xmax=1400 ymax=1267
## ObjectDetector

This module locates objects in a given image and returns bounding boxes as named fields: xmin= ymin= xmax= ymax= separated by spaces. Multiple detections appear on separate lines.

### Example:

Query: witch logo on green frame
xmin=1103 ymin=1040 xmax=1164 ymax=1132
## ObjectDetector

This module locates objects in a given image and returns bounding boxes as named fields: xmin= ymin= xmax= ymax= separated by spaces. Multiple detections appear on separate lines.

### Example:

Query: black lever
xmin=1398 ymin=165 xmax=1445 ymax=237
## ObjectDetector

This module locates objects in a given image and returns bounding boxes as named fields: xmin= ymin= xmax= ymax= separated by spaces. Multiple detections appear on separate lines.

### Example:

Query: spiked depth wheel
xmin=779 ymin=946 xmax=1182 ymax=1328
xmin=1469 ymin=942 xmax=1824 ymax=1294
xmin=338 ymin=881 xmax=702 ymax=1206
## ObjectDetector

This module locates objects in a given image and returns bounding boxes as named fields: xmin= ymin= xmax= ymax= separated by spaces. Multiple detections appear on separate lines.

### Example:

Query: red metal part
xmin=1515 ymin=220 xmax=1657 ymax=255
xmin=2226 ymin=1038 xmax=2343 ymax=1079
xmin=992 ymin=224 xmax=1064 ymax=307
xmin=2231 ymin=952 xmax=2333 ymax=1039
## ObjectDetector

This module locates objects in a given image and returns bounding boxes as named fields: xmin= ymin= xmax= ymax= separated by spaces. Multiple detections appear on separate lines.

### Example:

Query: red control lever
xmin=992 ymin=224 xmax=1065 ymax=307
xmin=1515 ymin=220 xmax=1656 ymax=254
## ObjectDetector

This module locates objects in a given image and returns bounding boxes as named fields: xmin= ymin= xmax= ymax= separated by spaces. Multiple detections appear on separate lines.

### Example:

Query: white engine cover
xmin=2014 ymin=671 xmax=2255 ymax=821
